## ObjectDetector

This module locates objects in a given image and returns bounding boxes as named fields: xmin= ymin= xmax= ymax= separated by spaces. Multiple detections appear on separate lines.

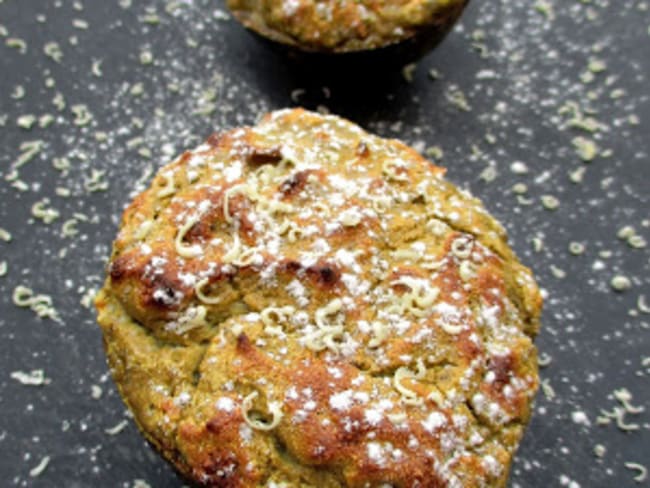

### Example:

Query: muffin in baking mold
xmin=96 ymin=108 xmax=542 ymax=487
xmin=227 ymin=0 xmax=469 ymax=62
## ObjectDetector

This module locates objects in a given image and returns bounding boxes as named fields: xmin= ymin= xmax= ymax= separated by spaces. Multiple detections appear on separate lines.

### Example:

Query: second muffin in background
xmin=226 ymin=0 xmax=469 ymax=56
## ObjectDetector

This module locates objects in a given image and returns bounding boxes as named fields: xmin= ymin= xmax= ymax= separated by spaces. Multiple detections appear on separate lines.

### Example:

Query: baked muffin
xmin=226 ymin=0 xmax=469 ymax=55
xmin=96 ymin=108 xmax=542 ymax=487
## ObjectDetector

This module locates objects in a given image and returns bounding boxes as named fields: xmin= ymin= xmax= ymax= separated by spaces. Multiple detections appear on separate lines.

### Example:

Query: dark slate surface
xmin=0 ymin=0 xmax=648 ymax=487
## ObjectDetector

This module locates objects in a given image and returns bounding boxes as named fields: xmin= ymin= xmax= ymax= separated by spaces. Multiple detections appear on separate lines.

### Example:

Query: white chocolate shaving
xmin=222 ymin=233 xmax=242 ymax=264
xmin=261 ymin=306 xmax=295 ymax=328
xmin=134 ymin=220 xmax=153 ymax=240
xmin=157 ymin=171 xmax=176 ymax=197
xmin=11 ymin=369 xmax=49 ymax=386
xmin=257 ymin=198 xmax=293 ymax=216
xmin=315 ymin=298 xmax=343 ymax=328
xmin=439 ymin=321 xmax=463 ymax=335
xmin=421 ymin=257 xmax=446 ymax=270
xmin=624 ymin=462 xmax=647 ymax=483
xmin=368 ymin=321 xmax=389 ymax=348
xmin=254 ymin=164 xmax=277 ymax=185
xmin=12 ymin=285 xmax=59 ymax=320
xmin=451 ymin=236 xmax=473 ymax=260
xmin=167 ymin=305 xmax=208 ymax=334
xmin=224 ymin=184 xmax=253 ymax=224
xmin=427 ymin=388 xmax=445 ymax=407
xmin=233 ymin=246 xmax=263 ymax=267
xmin=613 ymin=388 xmax=645 ymax=414
xmin=278 ymin=219 xmax=305 ymax=242
xmin=391 ymin=276 xmax=439 ymax=317
xmin=459 ymin=260 xmax=476 ymax=282
xmin=387 ymin=412 xmax=408 ymax=424
xmin=175 ymin=215 xmax=203 ymax=258
xmin=393 ymin=358 xmax=426 ymax=405
xmin=304 ymin=325 xmax=344 ymax=354
xmin=302 ymin=299 xmax=347 ymax=353
xmin=29 ymin=456 xmax=50 ymax=478
xmin=242 ymin=391 xmax=283 ymax=431
xmin=194 ymin=278 xmax=221 ymax=304
xmin=392 ymin=249 xmax=419 ymax=260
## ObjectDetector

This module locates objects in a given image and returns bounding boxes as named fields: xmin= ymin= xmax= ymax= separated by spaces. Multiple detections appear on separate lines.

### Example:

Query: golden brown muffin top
xmin=96 ymin=108 xmax=542 ymax=487
xmin=226 ymin=0 xmax=468 ymax=52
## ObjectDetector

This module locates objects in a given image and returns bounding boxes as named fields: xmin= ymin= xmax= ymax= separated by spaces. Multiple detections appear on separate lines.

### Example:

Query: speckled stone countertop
xmin=0 ymin=0 xmax=648 ymax=487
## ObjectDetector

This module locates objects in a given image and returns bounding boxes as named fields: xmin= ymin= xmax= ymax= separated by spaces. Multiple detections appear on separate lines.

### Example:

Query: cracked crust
xmin=226 ymin=0 xmax=469 ymax=54
xmin=96 ymin=108 xmax=542 ymax=487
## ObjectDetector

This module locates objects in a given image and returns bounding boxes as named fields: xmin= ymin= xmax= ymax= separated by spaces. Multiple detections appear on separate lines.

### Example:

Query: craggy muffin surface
xmin=96 ymin=108 xmax=542 ymax=487
xmin=226 ymin=0 xmax=469 ymax=53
